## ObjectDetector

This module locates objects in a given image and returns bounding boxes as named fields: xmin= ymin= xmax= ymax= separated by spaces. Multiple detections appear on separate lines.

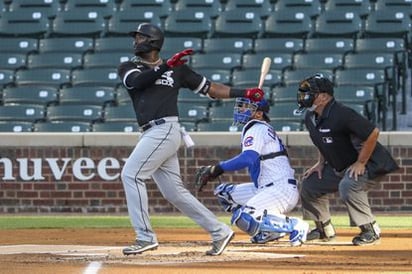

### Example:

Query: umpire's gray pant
xmin=300 ymin=163 xmax=378 ymax=227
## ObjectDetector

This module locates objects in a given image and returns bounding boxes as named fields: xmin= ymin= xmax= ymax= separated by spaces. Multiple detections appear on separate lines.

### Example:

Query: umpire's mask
xmin=297 ymin=73 xmax=334 ymax=111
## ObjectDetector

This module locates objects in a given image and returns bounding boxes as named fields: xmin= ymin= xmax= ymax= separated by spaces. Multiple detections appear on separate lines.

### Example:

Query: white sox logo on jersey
xmin=155 ymin=70 xmax=174 ymax=87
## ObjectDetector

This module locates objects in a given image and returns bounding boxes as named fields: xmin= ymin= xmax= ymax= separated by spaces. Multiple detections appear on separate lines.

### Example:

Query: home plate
xmin=305 ymin=241 xmax=354 ymax=246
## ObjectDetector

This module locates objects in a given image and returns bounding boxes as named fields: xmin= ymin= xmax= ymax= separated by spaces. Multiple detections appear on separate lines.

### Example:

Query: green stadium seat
xmin=0 ymin=37 xmax=38 ymax=54
xmin=71 ymin=67 xmax=120 ymax=87
xmin=104 ymin=104 xmax=136 ymax=123
xmin=254 ymin=38 xmax=304 ymax=54
xmin=51 ymin=10 xmax=105 ymax=38
xmin=0 ymin=10 xmax=50 ymax=38
xmin=2 ymin=86 xmax=59 ymax=106
xmin=15 ymin=68 xmax=71 ymax=87
xmin=106 ymin=9 xmax=162 ymax=37
xmin=59 ymin=86 xmax=116 ymax=106
xmin=0 ymin=53 xmax=27 ymax=70
xmin=305 ymin=38 xmax=354 ymax=54
xmin=197 ymin=120 xmax=239 ymax=132
xmin=118 ymin=0 xmax=172 ymax=19
xmin=9 ymin=0 xmax=61 ymax=19
xmin=178 ymin=102 xmax=208 ymax=123
xmin=33 ymin=121 xmax=91 ymax=132
xmin=83 ymin=52 xmax=133 ymax=68
xmin=47 ymin=105 xmax=103 ymax=122
xmin=0 ymin=121 xmax=33 ymax=132
xmin=225 ymin=0 xmax=273 ymax=19
xmin=38 ymin=37 xmax=94 ymax=53
xmin=62 ymin=0 xmax=116 ymax=19
xmin=324 ymin=0 xmax=372 ymax=19
xmin=0 ymin=104 xmax=45 ymax=122
xmin=164 ymin=9 xmax=212 ymax=38
xmin=92 ymin=121 xmax=139 ymax=132
xmin=313 ymin=10 xmax=362 ymax=39
xmin=191 ymin=53 xmax=242 ymax=70
xmin=274 ymin=0 xmax=322 ymax=20
xmin=27 ymin=52 xmax=83 ymax=69
xmin=175 ymin=0 xmax=222 ymax=19
xmin=203 ymin=38 xmax=253 ymax=54
xmin=263 ymin=10 xmax=312 ymax=39
xmin=212 ymin=10 xmax=263 ymax=39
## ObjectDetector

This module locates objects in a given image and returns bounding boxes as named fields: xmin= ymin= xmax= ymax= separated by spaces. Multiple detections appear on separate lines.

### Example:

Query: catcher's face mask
xmin=233 ymin=97 xmax=257 ymax=126
xmin=233 ymin=98 xmax=269 ymax=126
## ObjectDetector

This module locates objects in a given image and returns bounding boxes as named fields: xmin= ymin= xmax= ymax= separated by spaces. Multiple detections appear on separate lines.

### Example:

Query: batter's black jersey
xmin=304 ymin=99 xmax=375 ymax=172
xmin=118 ymin=60 xmax=207 ymax=126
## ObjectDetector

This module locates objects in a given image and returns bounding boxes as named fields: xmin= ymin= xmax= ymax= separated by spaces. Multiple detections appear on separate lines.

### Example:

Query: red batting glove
xmin=166 ymin=49 xmax=194 ymax=68
xmin=244 ymin=87 xmax=264 ymax=102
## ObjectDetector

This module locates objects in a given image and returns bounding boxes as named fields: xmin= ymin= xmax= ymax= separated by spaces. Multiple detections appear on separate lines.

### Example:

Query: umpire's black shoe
xmin=122 ymin=240 xmax=158 ymax=255
xmin=352 ymin=222 xmax=381 ymax=246
xmin=306 ymin=220 xmax=336 ymax=242
xmin=206 ymin=231 xmax=235 ymax=256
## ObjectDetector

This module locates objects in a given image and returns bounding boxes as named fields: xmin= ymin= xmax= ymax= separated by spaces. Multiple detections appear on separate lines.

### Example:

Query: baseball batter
xmin=117 ymin=23 xmax=264 ymax=256
xmin=195 ymin=98 xmax=309 ymax=246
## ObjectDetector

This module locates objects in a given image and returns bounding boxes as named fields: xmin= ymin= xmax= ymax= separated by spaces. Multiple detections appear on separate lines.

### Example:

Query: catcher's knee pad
xmin=214 ymin=183 xmax=238 ymax=212
xmin=231 ymin=207 xmax=260 ymax=236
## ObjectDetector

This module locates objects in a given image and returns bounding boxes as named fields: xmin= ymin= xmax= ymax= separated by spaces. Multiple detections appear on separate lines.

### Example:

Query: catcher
xmin=195 ymin=98 xmax=309 ymax=246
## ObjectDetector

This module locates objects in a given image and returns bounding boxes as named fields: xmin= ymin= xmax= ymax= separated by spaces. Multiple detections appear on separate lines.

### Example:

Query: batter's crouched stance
xmin=117 ymin=23 xmax=265 ymax=256
xmin=296 ymin=73 xmax=398 ymax=246
xmin=195 ymin=98 xmax=309 ymax=246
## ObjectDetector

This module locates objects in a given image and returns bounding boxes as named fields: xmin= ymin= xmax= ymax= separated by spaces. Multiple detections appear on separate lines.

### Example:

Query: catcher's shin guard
xmin=231 ymin=208 xmax=260 ymax=236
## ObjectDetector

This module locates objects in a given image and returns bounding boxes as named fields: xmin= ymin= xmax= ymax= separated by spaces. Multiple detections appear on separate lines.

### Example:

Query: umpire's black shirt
xmin=304 ymin=98 xmax=375 ymax=172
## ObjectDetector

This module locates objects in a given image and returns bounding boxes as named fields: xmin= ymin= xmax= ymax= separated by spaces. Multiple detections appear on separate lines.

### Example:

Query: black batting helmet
xmin=129 ymin=23 xmax=164 ymax=51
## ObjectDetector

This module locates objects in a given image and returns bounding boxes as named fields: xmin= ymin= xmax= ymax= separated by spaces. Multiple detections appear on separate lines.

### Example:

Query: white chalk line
xmin=84 ymin=261 xmax=102 ymax=274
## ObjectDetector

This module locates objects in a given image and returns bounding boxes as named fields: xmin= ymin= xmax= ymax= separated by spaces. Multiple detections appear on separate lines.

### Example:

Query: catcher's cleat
xmin=251 ymin=231 xmax=286 ymax=244
xmin=122 ymin=240 xmax=158 ymax=255
xmin=352 ymin=222 xmax=380 ymax=246
xmin=289 ymin=218 xmax=310 ymax=246
xmin=206 ymin=230 xmax=235 ymax=256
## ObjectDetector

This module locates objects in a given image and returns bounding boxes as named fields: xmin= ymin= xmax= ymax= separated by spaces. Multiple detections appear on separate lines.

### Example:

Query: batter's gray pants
xmin=300 ymin=163 xmax=378 ymax=227
xmin=121 ymin=121 xmax=232 ymax=243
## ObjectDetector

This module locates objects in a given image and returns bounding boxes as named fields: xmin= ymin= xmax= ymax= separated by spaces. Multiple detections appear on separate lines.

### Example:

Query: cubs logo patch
xmin=243 ymin=136 xmax=254 ymax=147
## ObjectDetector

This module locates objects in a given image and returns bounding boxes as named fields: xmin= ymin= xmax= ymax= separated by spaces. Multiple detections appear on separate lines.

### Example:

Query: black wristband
xmin=229 ymin=88 xmax=245 ymax=98
xmin=211 ymin=164 xmax=224 ymax=177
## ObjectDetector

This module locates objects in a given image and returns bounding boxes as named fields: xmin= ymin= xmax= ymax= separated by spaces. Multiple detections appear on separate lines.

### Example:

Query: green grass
xmin=0 ymin=214 xmax=410 ymax=230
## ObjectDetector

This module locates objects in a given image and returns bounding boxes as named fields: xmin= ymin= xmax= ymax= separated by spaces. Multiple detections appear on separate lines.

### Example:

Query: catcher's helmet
xmin=129 ymin=23 xmax=164 ymax=51
xmin=233 ymin=97 xmax=270 ymax=126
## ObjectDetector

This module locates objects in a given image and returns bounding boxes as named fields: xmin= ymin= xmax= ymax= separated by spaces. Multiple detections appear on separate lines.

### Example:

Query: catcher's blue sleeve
xmin=219 ymin=150 xmax=259 ymax=171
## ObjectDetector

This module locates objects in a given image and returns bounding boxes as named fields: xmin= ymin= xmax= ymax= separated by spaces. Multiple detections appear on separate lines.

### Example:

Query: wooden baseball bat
xmin=258 ymin=57 xmax=272 ymax=89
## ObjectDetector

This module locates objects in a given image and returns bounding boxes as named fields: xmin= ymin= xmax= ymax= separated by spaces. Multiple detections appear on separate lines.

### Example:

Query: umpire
xmin=296 ymin=73 xmax=398 ymax=246
xmin=117 ymin=23 xmax=264 ymax=256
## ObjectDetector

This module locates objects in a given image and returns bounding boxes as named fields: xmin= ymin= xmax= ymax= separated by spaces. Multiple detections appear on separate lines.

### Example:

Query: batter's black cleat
xmin=352 ymin=222 xmax=381 ymax=246
xmin=122 ymin=240 xmax=159 ymax=255
xmin=306 ymin=220 xmax=336 ymax=242
xmin=206 ymin=230 xmax=235 ymax=256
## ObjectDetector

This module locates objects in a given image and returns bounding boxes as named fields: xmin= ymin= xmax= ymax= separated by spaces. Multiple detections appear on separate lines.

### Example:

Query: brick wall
xmin=0 ymin=140 xmax=411 ymax=214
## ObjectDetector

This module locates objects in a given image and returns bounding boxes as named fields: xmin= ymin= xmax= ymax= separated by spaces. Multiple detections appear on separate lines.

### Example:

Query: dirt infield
xmin=0 ymin=227 xmax=411 ymax=274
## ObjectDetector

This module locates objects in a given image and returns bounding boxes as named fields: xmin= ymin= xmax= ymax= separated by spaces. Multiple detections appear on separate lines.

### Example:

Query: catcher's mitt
xmin=194 ymin=165 xmax=224 ymax=192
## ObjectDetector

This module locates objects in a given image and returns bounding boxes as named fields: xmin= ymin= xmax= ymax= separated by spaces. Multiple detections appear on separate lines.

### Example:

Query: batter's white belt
xmin=140 ymin=116 xmax=179 ymax=132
